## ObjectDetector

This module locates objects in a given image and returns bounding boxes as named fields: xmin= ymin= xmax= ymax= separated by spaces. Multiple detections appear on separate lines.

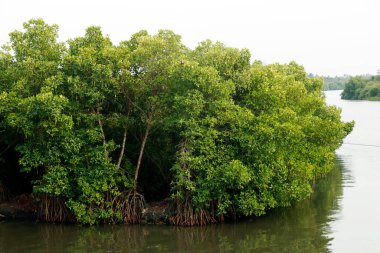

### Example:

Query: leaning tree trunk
xmin=96 ymin=107 xmax=108 ymax=157
xmin=117 ymin=128 xmax=128 ymax=169
xmin=134 ymin=117 xmax=152 ymax=190
xmin=117 ymin=107 xmax=131 ymax=169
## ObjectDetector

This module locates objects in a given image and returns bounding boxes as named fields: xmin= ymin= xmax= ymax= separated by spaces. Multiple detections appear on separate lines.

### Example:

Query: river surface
xmin=1 ymin=90 xmax=379 ymax=253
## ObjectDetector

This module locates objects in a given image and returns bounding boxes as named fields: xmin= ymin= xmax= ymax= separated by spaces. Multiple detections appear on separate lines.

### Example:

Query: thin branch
xmin=126 ymin=96 xmax=145 ymax=115
xmin=117 ymin=128 xmax=128 ymax=169
xmin=96 ymin=107 xmax=107 ymax=155
xmin=145 ymin=153 xmax=170 ymax=182
xmin=0 ymin=139 xmax=18 ymax=156
xmin=0 ymin=144 xmax=13 ymax=156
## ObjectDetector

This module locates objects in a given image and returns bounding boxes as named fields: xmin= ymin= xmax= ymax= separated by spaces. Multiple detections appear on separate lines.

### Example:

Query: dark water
xmin=0 ymin=90 xmax=379 ymax=253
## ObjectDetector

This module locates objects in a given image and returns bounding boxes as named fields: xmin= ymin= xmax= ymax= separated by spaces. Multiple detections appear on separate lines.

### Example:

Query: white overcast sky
xmin=1 ymin=0 xmax=379 ymax=76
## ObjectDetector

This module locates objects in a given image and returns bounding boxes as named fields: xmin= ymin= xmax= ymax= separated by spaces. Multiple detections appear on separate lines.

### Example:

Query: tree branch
xmin=117 ymin=128 xmax=128 ymax=169
xmin=96 ymin=107 xmax=107 ymax=155
xmin=0 ymin=139 xmax=18 ymax=156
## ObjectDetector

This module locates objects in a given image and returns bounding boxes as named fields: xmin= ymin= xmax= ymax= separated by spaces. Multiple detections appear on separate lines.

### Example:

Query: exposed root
xmin=38 ymin=194 xmax=74 ymax=223
xmin=106 ymin=190 xmax=145 ymax=224
xmin=170 ymin=196 xmax=217 ymax=226
xmin=122 ymin=190 xmax=145 ymax=223
xmin=38 ymin=190 xmax=145 ymax=224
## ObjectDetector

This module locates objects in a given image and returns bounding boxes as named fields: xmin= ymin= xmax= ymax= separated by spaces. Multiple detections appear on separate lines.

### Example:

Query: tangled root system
xmin=170 ymin=196 xmax=217 ymax=226
xmin=108 ymin=189 xmax=145 ymax=224
xmin=38 ymin=194 xmax=74 ymax=223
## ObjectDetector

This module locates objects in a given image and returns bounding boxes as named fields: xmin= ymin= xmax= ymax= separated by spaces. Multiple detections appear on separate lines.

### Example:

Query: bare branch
xmin=117 ymin=128 xmax=128 ymax=169
xmin=96 ymin=107 xmax=107 ymax=155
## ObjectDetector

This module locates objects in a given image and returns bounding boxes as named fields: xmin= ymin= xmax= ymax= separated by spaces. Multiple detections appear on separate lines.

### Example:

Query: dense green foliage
xmin=0 ymin=19 xmax=353 ymax=225
xmin=341 ymin=76 xmax=380 ymax=101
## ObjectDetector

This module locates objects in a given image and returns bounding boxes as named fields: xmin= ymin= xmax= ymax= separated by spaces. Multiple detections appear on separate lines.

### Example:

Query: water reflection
xmin=0 ymin=158 xmax=348 ymax=253
xmin=326 ymin=90 xmax=380 ymax=252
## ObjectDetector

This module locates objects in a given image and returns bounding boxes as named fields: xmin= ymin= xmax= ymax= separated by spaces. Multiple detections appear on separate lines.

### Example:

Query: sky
xmin=1 ymin=0 xmax=379 ymax=76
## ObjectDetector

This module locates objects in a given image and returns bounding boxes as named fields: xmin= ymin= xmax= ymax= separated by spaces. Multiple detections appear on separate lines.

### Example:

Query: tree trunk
xmin=117 ymin=128 xmax=128 ymax=169
xmin=96 ymin=107 xmax=108 ymax=156
xmin=134 ymin=116 xmax=152 ymax=190
xmin=117 ymin=107 xmax=131 ymax=169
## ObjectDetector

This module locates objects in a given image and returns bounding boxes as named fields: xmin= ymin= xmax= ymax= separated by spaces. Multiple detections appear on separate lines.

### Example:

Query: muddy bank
xmin=0 ymin=195 xmax=172 ymax=224
xmin=0 ymin=194 xmax=37 ymax=219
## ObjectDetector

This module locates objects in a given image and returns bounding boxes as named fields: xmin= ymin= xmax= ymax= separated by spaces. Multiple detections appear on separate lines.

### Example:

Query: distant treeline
xmin=341 ymin=76 xmax=380 ymax=101
xmin=322 ymin=75 xmax=373 ymax=91
xmin=323 ymin=76 xmax=350 ymax=90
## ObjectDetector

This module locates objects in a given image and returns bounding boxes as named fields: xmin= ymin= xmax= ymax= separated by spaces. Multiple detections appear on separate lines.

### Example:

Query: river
xmin=0 ymin=90 xmax=379 ymax=252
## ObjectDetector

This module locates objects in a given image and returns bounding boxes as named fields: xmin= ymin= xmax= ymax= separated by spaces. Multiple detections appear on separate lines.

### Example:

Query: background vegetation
xmin=322 ymin=75 xmax=350 ymax=90
xmin=341 ymin=76 xmax=380 ymax=101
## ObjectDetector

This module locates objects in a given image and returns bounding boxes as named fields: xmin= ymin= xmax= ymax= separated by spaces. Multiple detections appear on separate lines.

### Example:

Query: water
xmin=1 ymin=90 xmax=379 ymax=253
xmin=325 ymin=90 xmax=380 ymax=252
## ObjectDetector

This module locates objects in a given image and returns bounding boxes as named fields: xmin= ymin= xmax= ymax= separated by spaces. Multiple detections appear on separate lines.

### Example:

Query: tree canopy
xmin=0 ymin=19 xmax=353 ymax=225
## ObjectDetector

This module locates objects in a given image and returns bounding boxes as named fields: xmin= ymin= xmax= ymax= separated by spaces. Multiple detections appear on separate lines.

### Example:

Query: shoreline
xmin=0 ymin=194 xmax=173 ymax=225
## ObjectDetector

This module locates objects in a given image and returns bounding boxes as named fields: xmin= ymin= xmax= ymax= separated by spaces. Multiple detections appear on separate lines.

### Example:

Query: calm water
xmin=1 ymin=90 xmax=379 ymax=253
xmin=325 ymin=90 xmax=380 ymax=252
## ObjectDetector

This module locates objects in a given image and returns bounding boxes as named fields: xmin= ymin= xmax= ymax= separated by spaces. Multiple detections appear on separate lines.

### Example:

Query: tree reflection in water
xmin=0 ymin=157 xmax=347 ymax=253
